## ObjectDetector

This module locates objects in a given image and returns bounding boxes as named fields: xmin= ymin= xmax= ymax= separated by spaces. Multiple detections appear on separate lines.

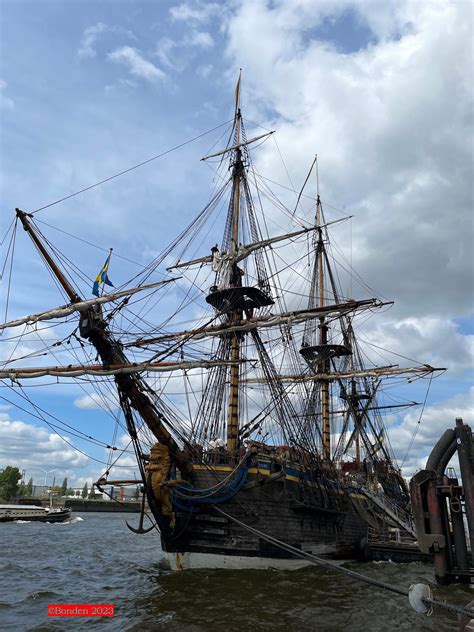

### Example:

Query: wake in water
xmin=12 ymin=517 xmax=84 ymax=525
xmin=48 ymin=516 xmax=84 ymax=525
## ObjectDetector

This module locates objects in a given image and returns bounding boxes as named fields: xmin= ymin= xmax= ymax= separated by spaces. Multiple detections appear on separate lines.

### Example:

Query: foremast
xmin=15 ymin=208 xmax=194 ymax=479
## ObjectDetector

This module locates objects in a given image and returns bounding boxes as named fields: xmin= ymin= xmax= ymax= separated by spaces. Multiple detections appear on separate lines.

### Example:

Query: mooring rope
xmin=213 ymin=506 xmax=474 ymax=620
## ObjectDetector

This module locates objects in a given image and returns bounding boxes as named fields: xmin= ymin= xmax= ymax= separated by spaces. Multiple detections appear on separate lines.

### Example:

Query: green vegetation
xmin=82 ymin=482 xmax=88 ymax=498
xmin=0 ymin=466 xmax=21 ymax=500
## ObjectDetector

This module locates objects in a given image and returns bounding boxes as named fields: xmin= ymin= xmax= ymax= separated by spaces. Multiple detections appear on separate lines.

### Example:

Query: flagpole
xmin=101 ymin=248 xmax=113 ymax=297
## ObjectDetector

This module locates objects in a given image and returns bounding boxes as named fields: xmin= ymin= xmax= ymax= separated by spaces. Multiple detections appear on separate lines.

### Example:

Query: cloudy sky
xmin=0 ymin=0 xmax=472 ymax=488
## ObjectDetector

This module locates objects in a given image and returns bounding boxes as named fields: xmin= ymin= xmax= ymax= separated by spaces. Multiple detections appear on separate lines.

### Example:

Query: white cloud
xmin=0 ymin=411 xmax=142 ymax=488
xmin=169 ymin=2 xmax=220 ymax=23
xmin=223 ymin=0 xmax=473 ymax=319
xmin=390 ymin=387 xmax=474 ymax=477
xmin=359 ymin=315 xmax=474 ymax=374
xmin=186 ymin=31 xmax=214 ymax=49
xmin=73 ymin=392 xmax=119 ymax=411
xmin=155 ymin=37 xmax=178 ymax=70
xmin=0 ymin=415 xmax=90 ymax=485
xmin=108 ymin=46 xmax=166 ymax=83
xmin=197 ymin=64 xmax=213 ymax=78
xmin=78 ymin=22 xmax=108 ymax=59
xmin=0 ymin=78 xmax=14 ymax=110
xmin=155 ymin=30 xmax=213 ymax=71
xmin=78 ymin=22 xmax=136 ymax=59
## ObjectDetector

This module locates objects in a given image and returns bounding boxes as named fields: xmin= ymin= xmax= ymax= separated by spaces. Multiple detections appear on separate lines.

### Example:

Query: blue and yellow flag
xmin=92 ymin=251 xmax=114 ymax=297
xmin=372 ymin=429 xmax=384 ymax=454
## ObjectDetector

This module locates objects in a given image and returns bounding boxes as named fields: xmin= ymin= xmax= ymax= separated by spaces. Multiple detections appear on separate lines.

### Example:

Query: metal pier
xmin=410 ymin=418 xmax=474 ymax=584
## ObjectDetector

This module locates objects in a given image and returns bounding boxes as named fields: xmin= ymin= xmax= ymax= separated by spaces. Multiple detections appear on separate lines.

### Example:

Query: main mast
xmin=227 ymin=95 xmax=243 ymax=452
xmin=203 ymin=74 xmax=274 ymax=453
xmin=316 ymin=195 xmax=331 ymax=462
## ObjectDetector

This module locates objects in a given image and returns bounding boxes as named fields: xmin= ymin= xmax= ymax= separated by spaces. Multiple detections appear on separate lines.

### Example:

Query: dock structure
xmin=410 ymin=418 xmax=474 ymax=584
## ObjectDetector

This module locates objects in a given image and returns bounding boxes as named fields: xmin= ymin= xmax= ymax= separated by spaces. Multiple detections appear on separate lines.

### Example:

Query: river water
xmin=1 ymin=512 xmax=471 ymax=631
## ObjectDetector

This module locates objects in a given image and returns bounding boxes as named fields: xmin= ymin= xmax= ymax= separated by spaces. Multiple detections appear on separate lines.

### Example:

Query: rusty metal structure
xmin=410 ymin=418 xmax=474 ymax=584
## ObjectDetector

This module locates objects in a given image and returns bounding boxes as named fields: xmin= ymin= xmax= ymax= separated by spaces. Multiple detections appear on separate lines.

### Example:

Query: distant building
xmin=27 ymin=485 xmax=139 ymax=500
xmin=110 ymin=485 xmax=140 ymax=501
xmin=31 ymin=485 xmax=50 ymax=498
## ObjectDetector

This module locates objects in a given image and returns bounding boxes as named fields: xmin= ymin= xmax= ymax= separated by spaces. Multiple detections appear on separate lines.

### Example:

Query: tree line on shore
xmin=0 ymin=466 xmax=92 ymax=500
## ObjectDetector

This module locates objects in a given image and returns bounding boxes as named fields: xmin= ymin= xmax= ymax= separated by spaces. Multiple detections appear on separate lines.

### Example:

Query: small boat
xmin=0 ymin=504 xmax=72 ymax=523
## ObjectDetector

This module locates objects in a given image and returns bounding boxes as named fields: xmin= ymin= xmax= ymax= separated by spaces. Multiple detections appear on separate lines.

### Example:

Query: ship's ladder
xmin=362 ymin=488 xmax=416 ymax=537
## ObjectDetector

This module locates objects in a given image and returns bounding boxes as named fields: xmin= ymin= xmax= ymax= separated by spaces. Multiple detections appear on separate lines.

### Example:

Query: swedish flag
xmin=372 ymin=429 xmax=384 ymax=454
xmin=92 ymin=251 xmax=114 ymax=297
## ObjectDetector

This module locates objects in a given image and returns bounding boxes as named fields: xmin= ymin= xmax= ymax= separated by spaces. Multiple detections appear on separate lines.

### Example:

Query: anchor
xmin=126 ymin=489 xmax=155 ymax=534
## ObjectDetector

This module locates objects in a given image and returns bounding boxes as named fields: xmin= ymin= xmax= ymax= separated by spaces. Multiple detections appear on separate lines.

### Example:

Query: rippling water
xmin=1 ymin=512 xmax=472 ymax=631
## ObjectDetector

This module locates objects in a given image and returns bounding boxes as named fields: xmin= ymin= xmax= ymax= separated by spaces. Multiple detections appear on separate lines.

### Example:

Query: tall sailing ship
xmin=1 ymin=77 xmax=442 ymax=569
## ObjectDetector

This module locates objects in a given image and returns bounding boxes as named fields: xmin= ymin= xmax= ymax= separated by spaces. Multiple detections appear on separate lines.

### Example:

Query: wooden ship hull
xmin=161 ymin=455 xmax=380 ymax=570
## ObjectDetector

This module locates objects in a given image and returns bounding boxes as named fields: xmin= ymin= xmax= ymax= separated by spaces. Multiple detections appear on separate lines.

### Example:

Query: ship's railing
xmin=375 ymin=490 xmax=412 ymax=520
xmin=367 ymin=526 xmax=418 ymax=545
xmin=199 ymin=447 xmax=247 ymax=466
xmin=362 ymin=487 xmax=416 ymax=536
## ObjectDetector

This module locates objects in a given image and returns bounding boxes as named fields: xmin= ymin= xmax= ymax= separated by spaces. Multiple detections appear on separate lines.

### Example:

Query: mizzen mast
xmin=300 ymin=182 xmax=351 ymax=462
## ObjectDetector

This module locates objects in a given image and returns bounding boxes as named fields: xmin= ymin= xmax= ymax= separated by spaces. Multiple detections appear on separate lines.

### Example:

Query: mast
xmin=15 ymin=208 xmax=193 ymax=478
xmin=16 ymin=209 xmax=81 ymax=304
xmin=227 ymin=74 xmax=243 ymax=452
xmin=199 ymin=72 xmax=276 ymax=452
xmin=350 ymin=380 xmax=361 ymax=467
xmin=316 ymin=195 xmax=331 ymax=462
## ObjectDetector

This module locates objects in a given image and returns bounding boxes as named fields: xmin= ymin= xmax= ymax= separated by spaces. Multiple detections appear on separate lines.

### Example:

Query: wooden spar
xmin=354 ymin=382 xmax=361 ymax=468
xmin=241 ymin=365 xmax=444 ymax=383
xmin=166 ymin=217 xmax=351 ymax=271
xmin=301 ymin=402 xmax=421 ymax=416
xmin=201 ymin=130 xmax=274 ymax=161
xmin=226 ymin=95 xmax=243 ymax=452
xmin=235 ymin=218 xmax=351 ymax=263
xmin=355 ymin=425 xmax=361 ymax=466
xmin=316 ymin=196 xmax=331 ymax=462
xmin=14 ymin=209 xmax=193 ymax=477
xmin=16 ymin=209 xmax=82 ymax=304
xmin=0 ymin=278 xmax=178 ymax=331
xmin=0 ymin=359 xmax=245 ymax=380
xmin=126 ymin=298 xmax=384 ymax=348
xmin=227 ymin=333 xmax=240 ymax=451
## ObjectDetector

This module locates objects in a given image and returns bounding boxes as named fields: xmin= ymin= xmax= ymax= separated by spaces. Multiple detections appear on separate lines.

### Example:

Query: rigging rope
xmin=400 ymin=374 xmax=434 ymax=468
xmin=213 ymin=505 xmax=474 ymax=620
xmin=30 ymin=120 xmax=233 ymax=214
xmin=1 ymin=218 xmax=17 ymax=327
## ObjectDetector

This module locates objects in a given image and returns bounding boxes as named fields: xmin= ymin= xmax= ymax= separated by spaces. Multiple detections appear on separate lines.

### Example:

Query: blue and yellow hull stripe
xmin=193 ymin=460 xmax=366 ymax=500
